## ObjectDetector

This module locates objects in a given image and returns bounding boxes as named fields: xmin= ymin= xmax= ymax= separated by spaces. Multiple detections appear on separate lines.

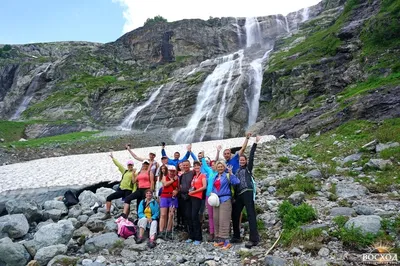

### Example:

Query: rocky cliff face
xmin=0 ymin=0 xmax=398 ymax=142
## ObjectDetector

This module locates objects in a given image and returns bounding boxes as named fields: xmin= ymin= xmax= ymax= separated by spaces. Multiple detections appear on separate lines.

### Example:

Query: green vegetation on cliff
xmin=144 ymin=15 xmax=167 ymax=26
xmin=0 ymin=121 xmax=27 ymax=142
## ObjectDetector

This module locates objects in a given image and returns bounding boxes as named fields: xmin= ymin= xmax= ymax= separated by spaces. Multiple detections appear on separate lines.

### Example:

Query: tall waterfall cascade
xmin=10 ymin=64 xmax=51 ymax=121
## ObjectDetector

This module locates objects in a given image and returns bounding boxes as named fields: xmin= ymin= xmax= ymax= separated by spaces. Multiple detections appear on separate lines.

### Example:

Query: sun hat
xmin=207 ymin=193 xmax=220 ymax=207
xmin=126 ymin=160 xmax=134 ymax=165
xmin=142 ymin=160 xmax=150 ymax=164
xmin=167 ymin=165 xmax=176 ymax=171
xmin=149 ymin=151 xmax=156 ymax=156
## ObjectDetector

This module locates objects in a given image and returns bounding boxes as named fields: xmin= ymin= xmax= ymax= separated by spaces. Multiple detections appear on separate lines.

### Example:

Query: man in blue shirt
xmin=161 ymin=143 xmax=192 ymax=167
xmin=223 ymin=133 xmax=251 ymax=173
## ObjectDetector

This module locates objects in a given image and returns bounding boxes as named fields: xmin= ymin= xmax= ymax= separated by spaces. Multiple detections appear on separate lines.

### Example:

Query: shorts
xmin=160 ymin=197 xmax=178 ymax=208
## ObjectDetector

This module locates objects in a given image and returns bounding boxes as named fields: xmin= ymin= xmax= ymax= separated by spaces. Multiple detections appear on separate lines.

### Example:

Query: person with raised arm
xmin=126 ymin=144 xmax=159 ymax=177
xmin=223 ymin=133 xmax=251 ymax=173
xmin=231 ymin=135 xmax=262 ymax=248
xmin=101 ymin=152 xmax=137 ymax=220
xmin=161 ymin=143 xmax=192 ymax=167
xmin=122 ymin=160 xmax=155 ymax=218
xmin=210 ymin=161 xmax=240 ymax=250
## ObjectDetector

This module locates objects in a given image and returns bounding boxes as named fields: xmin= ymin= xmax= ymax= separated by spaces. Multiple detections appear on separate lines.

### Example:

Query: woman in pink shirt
xmin=123 ymin=160 xmax=154 ymax=218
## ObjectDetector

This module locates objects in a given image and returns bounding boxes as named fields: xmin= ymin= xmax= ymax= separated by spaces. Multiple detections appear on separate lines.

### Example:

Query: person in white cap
xmin=101 ymin=152 xmax=137 ymax=220
xmin=126 ymin=144 xmax=159 ymax=177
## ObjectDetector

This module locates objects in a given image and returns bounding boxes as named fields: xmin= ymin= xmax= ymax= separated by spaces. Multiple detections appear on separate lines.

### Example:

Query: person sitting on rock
xmin=123 ymin=160 xmax=155 ymax=217
xmin=231 ymin=135 xmax=261 ymax=248
xmin=101 ymin=152 xmax=136 ymax=220
xmin=211 ymin=161 xmax=240 ymax=250
xmin=161 ymin=143 xmax=192 ymax=167
xmin=136 ymin=189 xmax=160 ymax=248
xmin=126 ymin=144 xmax=159 ymax=179
xmin=223 ymin=133 xmax=251 ymax=173
xmin=159 ymin=165 xmax=179 ymax=240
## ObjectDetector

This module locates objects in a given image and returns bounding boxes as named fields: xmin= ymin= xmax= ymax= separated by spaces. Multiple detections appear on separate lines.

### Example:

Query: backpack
xmin=63 ymin=190 xmax=79 ymax=207
xmin=116 ymin=216 xmax=137 ymax=239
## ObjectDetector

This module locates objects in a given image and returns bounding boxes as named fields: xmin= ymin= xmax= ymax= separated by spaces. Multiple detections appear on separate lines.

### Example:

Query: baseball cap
xmin=149 ymin=152 xmax=156 ymax=156
xmin=142 ymin=160 xmax=150 ymax=164
xmin=127 ymin=160 xmax=134 ymax=165
xmin=167 ymin=165 xmax=176 ymax=171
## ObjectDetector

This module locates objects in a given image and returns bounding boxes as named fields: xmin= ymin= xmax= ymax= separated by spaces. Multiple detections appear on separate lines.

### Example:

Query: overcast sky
xmin=0 ymin=0 xmax=321 ymax=44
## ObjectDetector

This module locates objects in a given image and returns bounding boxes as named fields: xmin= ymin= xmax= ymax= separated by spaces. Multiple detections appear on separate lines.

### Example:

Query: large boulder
xmin=34 ymin=244 xmax=67 ymax=266
xmin=0 ymin=237 xmax=31 ymax=266
xmin=84 ymin=232 xmax=120 ymax=253
xmin=47 ymin=255 xmax=79 ymax=266
xmin=288 ymin=191 xmax=305 ymax=205
xmin=43 ymin=200 xmax=68 ymax=214
xmin=264 ymin=256 xmax=287 ymax=266
xmin=43 ymin=209 xmax=63 ymax=221
xmin=336 ymin=183 xmax=367 ymax=199
xmin=33 ymin=220 xmax=74 ymax=250
xmin=376 ymin=142 xmax=399 ymax=153
xmin=5 ymin=199 xmax=43 ymax=223
xmin=95 ymin=188 xmax=115 ymax=203
xmin=345 ymin=215 xmax=382 ymax=235
xmin=0 ymin=213 xmax=29 ymax=238
xmin=78 ymin=191 xmax=102 ymax=208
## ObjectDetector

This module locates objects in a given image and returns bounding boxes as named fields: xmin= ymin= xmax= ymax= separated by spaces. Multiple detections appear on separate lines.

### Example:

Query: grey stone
xmin=0 ymin=237 xmax=31 ymax=266
xmin=354 ymin=205 xmax=375 ymax=215
xmin=290 ymin=247 xmax=302 ymax=255
xmin=300 ymin=224 xmax=329 ymax=232
xmin=330 ymin=207 xmax=355 ymax=217
xmin=95 ymin=188 xmax=115 ymax=203
xmin=376 ymin=142 xmax=399 ymax=153
xmin=124 ymin=237 xmax=147 ymax=251
xmin=68 ymin=217 xmax=80 ymax=228
xmin=37 ymin=219 xmax=54 ymax=230
xmin=73 ymin=226 xmax=93 ymax=239
xmin=5 ymin=199 xmax=43 ymax=223
xmin=47 ymin=255 xmax=78 ymax=266
xmin=264 ymin=255 xmax=287 ymax=266
xmin=362 ymin=140 xmax=377 ymax=150
xmin=318 ymin=247 xmax=330 ymax=257
xmin=0 ymin=213 xmax=29 ymax=238
xmin=305 ymin=169 xmax=322 ymax=179
xmin=43 ymin=200 xmax=68 ymax=214
xmin=86 ymin=217 xmax=106 ymax=232
xmin=300 ymin=134 xmax=309 ymax=140
xmin=364 ymin=159 xmax=392 ymax=170
xmin=34 ymin=244 xmax=67 ymax=266
xmin=68 ymin=205 xmax=82 ymax=218
xmin=104 ymin=220 xmax=117 ymax=232
xmin=343 ymin=153 xmax=362 ymax=164
xmin=267 ymin=186 xmax=276 ymax=194
xmin=310 ymin=259 xmax=329 ymax=266
xmin=78 ymin=215 xmax=89 ymax=223
xmin=345 ymin=215 xmax=381 ymax=235
xmin=78 ymin=190 xmax=102 ymax=208
xmin=288 ymin=191 xmax=305 ymax=205
xmin=43 ymin=209 xmax=63 ymax=221
xmin=336 ymin=183 xmax=368 ymax=199
xmin=84 ymin=232 xmax=120 ymax=253
xmin=33 ymin=219 xmax=75 ymax=250
xmin=82 ymin=259 xmax=94 ymax=265
xmin=121 ymin=249 xmax=139 ymax=260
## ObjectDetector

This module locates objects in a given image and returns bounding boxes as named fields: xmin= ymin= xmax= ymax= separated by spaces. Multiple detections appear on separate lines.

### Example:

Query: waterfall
xmin=302 ymin=7 xmax=310 ymax=22
xmin=235 ymin=18 xmax=243 ymax=47
xmin=284 ymin=16 xmax=291 ymax=33
xmin=118 ymin=85 xmax=164 ymax=131
xmin=245 ymin=17 xmax=262 ymax=47
xmin=245 ymin=50 xmax=273 ymax=127
xmin=173 ymin=50 xmax=244 ymax=143
xmin=10 ymin=64 xmax=51 ymax=120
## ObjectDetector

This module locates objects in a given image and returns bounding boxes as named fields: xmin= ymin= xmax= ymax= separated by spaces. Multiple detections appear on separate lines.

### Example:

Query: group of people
xmin=102 ymin=133 xmax=262 ymax=250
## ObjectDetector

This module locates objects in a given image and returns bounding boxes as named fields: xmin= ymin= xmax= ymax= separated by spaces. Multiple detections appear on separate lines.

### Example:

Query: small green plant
xmin=278 ymin=201 xmax=317 ymax=230
xmin=278 ymin=156 xmax=290 ymax=163
xmin=338 ymin=199 xmax=351 ymax=207
xmin=144 ymin=15 xmax=167 ymax=26
xmin=276 ymin=175 xmax=317 ymax=196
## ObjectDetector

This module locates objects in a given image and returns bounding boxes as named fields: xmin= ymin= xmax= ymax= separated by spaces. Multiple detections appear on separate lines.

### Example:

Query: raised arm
xmin=110 ymin=153 xmax=125 ymax=174
xmin=178 ymin=144 xmax=191 ymax=163
xmin=150 ymin=171 xmax=155 ymax=191
xmin=248 ymin=142 xmax=258 ymax=173
xmin=190 ymin=152 xmax=198 ymax=161
xmin=201 ymin=157 xmax=213 ymax=176
xmin=215 ymin=145 xmax=222 ymax=161
xmin=238 ymin=132 xmax=251 ymax=156
xmin=126 ymin=145 xmax=146 ymax=162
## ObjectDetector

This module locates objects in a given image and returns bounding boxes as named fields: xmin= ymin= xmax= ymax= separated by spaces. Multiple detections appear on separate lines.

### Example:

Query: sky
xmin=0 ymin=0 xmax=321 ymax=45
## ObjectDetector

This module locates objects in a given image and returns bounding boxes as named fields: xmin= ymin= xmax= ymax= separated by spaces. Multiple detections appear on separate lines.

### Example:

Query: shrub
xmin=276 ymin=175 xmax=317 ymax=196
xmin=278 ymin=156 xmax=289 ymax=163
xmin=278 ymin=200 xmax=317 ymax=230
xmin=144 ymin=15 xmax=167 ymax=26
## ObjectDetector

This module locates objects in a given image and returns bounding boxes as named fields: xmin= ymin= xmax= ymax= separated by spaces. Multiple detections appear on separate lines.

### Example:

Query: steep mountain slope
xmin=0 ymin=0 xmax=398 ymax=143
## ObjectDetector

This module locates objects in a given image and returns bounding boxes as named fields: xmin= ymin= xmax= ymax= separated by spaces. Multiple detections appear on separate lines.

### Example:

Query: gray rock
xmin=290 ymin=247 xmax=302 ymax=255
xmin=364 ymin=159 xmax=392 ymax=170
xmin=354 ymin=205 xmax=375 ymax=215
xmin=318 ymin=247 xmax=330 ymax=257
xmin=5 ymin=199 xmax=42 ymax=223
xmin=124 ymin=237 xmax=147 ymax=251
xmin=68 ymin=217 xmax=80 ymax=228
xmin=0 ymin=213 xmax=29 ymax=238
xmin=34 ymin=244 xmax=67 ymax=266
xmin=104 ymin=220 xmax=118 ymax=232
xmin=376 ymin=142 xmax=399 ymax=153
xmin=310 ymin=259 xmax=329 ymax=266
xmin=43 ymin=209 xmax=63 ymax=221
xmin=95 ymin=188 xmax=115 ymax=203
xmin=33 ymin=219 xmax=75 ymax=250
xmin=0 ymin=237 xmax=31 ymax=266
xmin=82 ymin=259 xmax=94 ymax=265
xmin=37 ymin=219 xmax=54 ymax=230
xmin=43 ymin=200 xmax=68 ymax=214
xmin=300 ymin=134 xmax=309 ymax=140
xmin=84 ymin=232 xmax=120 ymax=253
xmin=121 ymin=249 xmax=139 ymax=260
xmin=345 ymin=215 xmax=381 ymax=235
xmin=362 ymin=140 xmax=377 ymax=150
xmin=288 ymin=191 xmax=305 ymax=205
xmin=305 ymin=169 xmax=322 ymax=179
xmin=267 ymin=186 xmax=276 ymax=194
xmin=78 ymin=214 xmax=89 ymax=223
xmin=73 ymin=226 xmax=93 ymax=239
xmin=330 ymin=207 xmax=355 ymax=217
xmin=300 ymin=224 xmax=329 ymax=232
xmin=343 ymin=153 xmax=362 ymax=164
xmin=68 ymin=205 xmax=82 ymax=218
xmin=86 ymin=217 xmax=106 ymax=232
xmin=47 ymin=255 xmax=78 ymax=266
xmin=79 ymin=191 xmax=102 ymax=208
xmin=336 ymin=183 xmax=367 ymax=199
xmin=264 ymin=255 xmax=287 ymax=266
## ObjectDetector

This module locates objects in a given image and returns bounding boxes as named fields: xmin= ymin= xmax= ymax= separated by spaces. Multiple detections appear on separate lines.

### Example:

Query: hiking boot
xmin=158 ymin=231 xmax=166 ymax=240
xmin=100 ymin=212 xmax=111 ymax=220
xmin=222 ymin=240 xmax=232 ymax=250
xmin=147 ymin=241 xmax=156 ymax=248
xmin=245 ymin=241 xmax=259 ymax=249
xmin=230 ymin=237 xmax=242 ymax=243
xmin=135 ymin=237 xmax=144 ymax=244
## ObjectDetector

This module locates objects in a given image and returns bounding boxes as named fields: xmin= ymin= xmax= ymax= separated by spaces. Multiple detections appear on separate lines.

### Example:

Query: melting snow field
xmin=0 ymin=135 xmax=276 ymax=194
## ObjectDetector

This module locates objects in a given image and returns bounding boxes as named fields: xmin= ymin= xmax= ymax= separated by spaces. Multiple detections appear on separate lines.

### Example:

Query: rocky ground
xmin=0 ymin=132 xmax=399 ymax=266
